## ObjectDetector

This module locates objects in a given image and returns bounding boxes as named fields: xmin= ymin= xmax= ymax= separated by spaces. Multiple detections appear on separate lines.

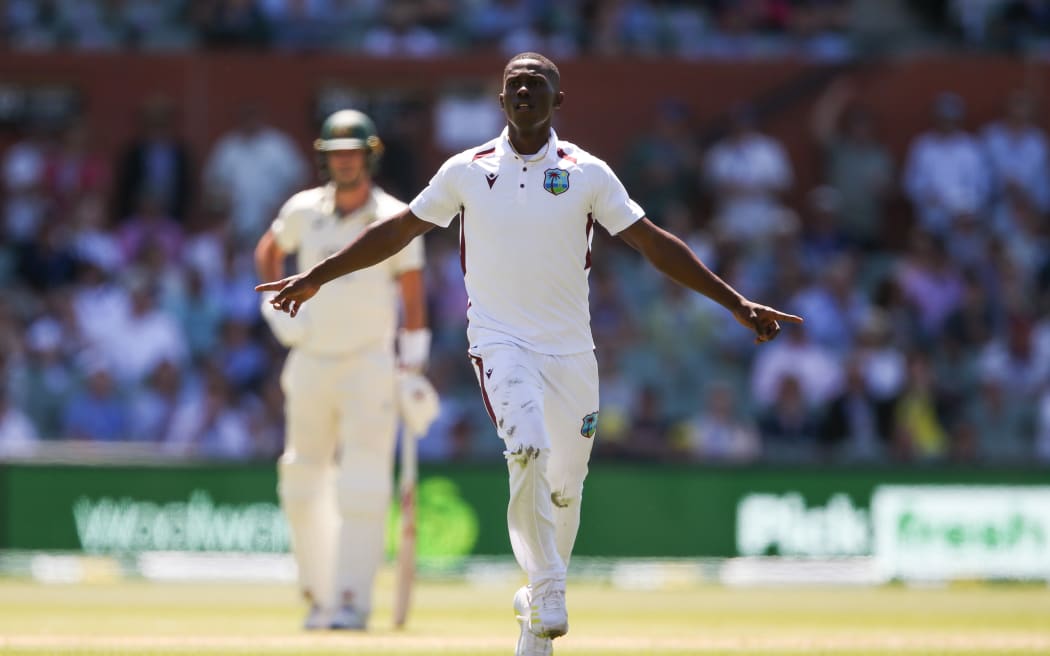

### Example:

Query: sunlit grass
xmin=0 ymin=573 xmax=1048 ymax=654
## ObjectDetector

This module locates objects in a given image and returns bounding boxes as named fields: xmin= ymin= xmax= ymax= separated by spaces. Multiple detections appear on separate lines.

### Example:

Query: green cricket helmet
xmin=314 ymin=109 xmax=384 ymax=172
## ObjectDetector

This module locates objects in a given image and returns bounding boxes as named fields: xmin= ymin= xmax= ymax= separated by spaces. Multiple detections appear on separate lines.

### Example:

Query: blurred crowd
xmin=2 ymin=71 xmax=1050 ymax=469
xmin=592 ymin=83 xmax=1050 ymax=468
xmin=3 ymin=0 xmax=1049 ymax=59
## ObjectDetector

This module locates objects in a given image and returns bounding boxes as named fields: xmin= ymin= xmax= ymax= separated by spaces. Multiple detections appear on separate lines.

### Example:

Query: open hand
xmin=255 ymin=273 xmax=319 ymax=318
xmin=733 ymin=301 xmax=803 ymax=344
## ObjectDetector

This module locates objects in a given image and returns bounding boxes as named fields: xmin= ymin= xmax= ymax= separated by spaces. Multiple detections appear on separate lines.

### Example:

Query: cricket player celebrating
xmin=258 ymin=54 xmax=802 ymax=655
xmin=254 ymin=109 xmax=432 ymax=631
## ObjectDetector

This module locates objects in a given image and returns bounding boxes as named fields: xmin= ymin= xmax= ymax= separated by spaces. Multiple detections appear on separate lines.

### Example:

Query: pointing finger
xmin=765 ymin=309 xmax=804 ymax=323
xmin=255 ymin=281 xmax=287 ymax=292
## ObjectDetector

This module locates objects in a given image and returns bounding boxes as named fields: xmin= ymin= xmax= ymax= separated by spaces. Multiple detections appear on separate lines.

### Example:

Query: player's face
xmin=499 ymin=61 xmax=561 ymax=131
xmin=326 ymin=149 xmax=368 ymax=188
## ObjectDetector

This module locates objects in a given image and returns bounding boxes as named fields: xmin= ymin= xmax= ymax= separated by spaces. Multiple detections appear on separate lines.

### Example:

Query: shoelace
xmin=539 ymin=588 xmax=565 ymax=613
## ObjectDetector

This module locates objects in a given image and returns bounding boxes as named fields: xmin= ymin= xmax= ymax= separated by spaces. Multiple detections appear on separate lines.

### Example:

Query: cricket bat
xmin=392 ymin=429 xmax=418 ymax=629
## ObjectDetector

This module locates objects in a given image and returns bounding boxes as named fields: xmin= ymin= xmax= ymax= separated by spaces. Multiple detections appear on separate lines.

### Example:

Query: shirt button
xmin=519 ymin=183 xmax=524 ymax=188
xmin=522 ymin=167 xmax=527 ymax=171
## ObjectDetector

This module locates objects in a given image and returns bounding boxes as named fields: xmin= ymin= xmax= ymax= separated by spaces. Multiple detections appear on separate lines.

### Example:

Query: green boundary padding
xmin=2 ymin=462 xmax=1049 ymax=557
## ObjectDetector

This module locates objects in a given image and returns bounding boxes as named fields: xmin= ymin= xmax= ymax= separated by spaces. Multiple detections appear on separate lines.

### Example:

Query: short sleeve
xmin=408 ymin=157 xmax=462 ymax=228
xmin=591 ymin=159 xmax=646 ymax=235
xmin=270 ymin=196 xmax=304 ymax=252
xmin=391 ymin=233 xmax=425 ymax=274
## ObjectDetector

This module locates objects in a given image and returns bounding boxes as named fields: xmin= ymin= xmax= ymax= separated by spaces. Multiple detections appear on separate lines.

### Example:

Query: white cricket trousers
xmin=278 ymin=346 xmax=398 ymax=614
xmin=468 ymin=343 xmax=599 ymax=585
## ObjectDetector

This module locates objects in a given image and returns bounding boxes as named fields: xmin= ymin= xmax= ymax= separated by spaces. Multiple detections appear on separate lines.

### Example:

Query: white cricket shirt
xmin=409 ymin=128 xmax=645 ymax=355
xmin=271 ymin=184 xmax=424 ymax=355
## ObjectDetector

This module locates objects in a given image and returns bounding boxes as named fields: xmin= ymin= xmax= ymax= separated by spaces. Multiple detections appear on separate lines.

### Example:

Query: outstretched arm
xmin=255 ymin=209 xmax=435 ymax=316
xmin=617 ymin=218 xmax=802 ymax=342
xmin=811 ymin=78 xmax=854 ymax=147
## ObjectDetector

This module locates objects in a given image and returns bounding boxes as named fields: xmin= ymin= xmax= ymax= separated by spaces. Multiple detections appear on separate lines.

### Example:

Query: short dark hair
xmin=504 ymin=52 xmax=560 ymax=90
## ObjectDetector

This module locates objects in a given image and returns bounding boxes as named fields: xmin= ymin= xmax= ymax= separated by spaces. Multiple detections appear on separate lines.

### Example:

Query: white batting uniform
xmin=268 ymin=183 xmax=424 ymax=614
xmin=409 ymin=127 xmax=644 ymax=585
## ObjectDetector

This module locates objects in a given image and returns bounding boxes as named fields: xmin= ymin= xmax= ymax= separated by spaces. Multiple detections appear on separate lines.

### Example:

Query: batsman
xmin=254 ymin=109 xmax=437 ymax=631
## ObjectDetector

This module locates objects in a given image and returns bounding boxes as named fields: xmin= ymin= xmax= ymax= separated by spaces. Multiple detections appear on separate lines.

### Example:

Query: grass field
xmin=0 ymin=573 xmax=1048 ymax=655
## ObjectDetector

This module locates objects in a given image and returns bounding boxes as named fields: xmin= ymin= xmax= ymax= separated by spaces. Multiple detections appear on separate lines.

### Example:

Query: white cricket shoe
xmin=329 ymin=604 xmax=366 ymax=631
xmin=302 ymin=604 xmax=329 ymax=631
xmin=514 ymin=586 xmax=552 ymax=656
xmin=526 ymin=579 xmax=569 ymax=639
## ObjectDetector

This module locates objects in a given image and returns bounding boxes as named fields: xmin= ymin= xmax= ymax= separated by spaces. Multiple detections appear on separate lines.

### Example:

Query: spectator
xmin=853 ymin=309 xmax=908 ymax=406
xmin=818 ymin=355 xmax=895 ymax=462
xmin=463 ymin=0 xmax=533 ymax=47
xmin=201 ymin=102 xmax=306 ymax=246
xmin=416 ymin=387 xmax=477 ymax=462
xmin=374 ymin=102 xmax=428 ymax=201
xmin=216 ymin=317 xmax=268 ymax=392
xmin=53 ymin=0 xmax=125 ymax=49
xmin=3 ymin=35 xmax=1049 ymax=471
xmin=68 ymin=250 xmax=129 ymax=350
xmin=43 ymin=120 xmax=110 ymax=215
xmin=0 ymin=384 xmax=39 ymax=458
xmin=944 ymin=269 xmax=997 ymax=349
xmin=980 ymin=90 xmax=1050 ymax=241
xmin=162 ymin=266 xmax=225 ymax=360
xmin=193 ymin=0 xmax=271 ymax=49
xmin=500 ymin=10 xmax=581 ymax=59
xmin=422 ymin=235 xmax=469 ymax=349
xmin=703 ymin=105 xmax=794 ymax=246
xmin=789 ymin=252 xmax=870 ymax=354
xmin=892 ymin=351 xmax=951 ymax=461
xmin=991 ymin=0 xmax=1050 ymax=50
xmin=10 ymin=316 xmax=77 ymax=439
xmin=622 ymin=100 xmax=700 ymax=223
xmin=16 ymin=214 xmax=79 ymax=292
xmin=798 ymin=186 xmax=851 ymax=270
xmin=976 ymin=314 xmax=1048 ymax=398
xmin=98 ymin=272 xmax=187 ymax=385
xmin=242 ymin=373 xmax=284 ymax=459
xmin=589 ymin=349 xmax=637 ymax=456
xmin=902 ymin=92 xmax=990 ymax=239
xmin=642 ymin=275 xmax=711 ymax=364
xmin=258 ymin=0 xmax=355 ymax=50
xmin=590 ymin=266 xmax=638 ymax=354
xmin=126 ymin=358 xmax=184 ymax=442
xmin=810 ymin=80 xmax=893 ymax=250
xmin=165 ymin=365 xmax=253 ymax=459
xmin=2 ymin=117 xmax=53 ymax=245
xmin=620 ymin=385 xmax=674 ymax=461
xmin=758 ymin=374 xmax=821 ymax=461
xmin=210 ymin=240 xmax=263 ymax=324
xmin=432 ymin=87 xmax=506 ymax=153
xmin=751 ymin=326 xmax=842 ymax=411
xmin=361 ymin=2 xmax=445 ymax=57
xmin=69 ymin=192 xmax=123 ymax=274
xmin=113 ymin=96 xmax=193 ymax=225
xmin=117 ymin=192 xmax=185 ymax=266
xmin=960 ymin=372 xmax=1034 ymax=463
xmin=870 ymin=274 xmax=922 ymax=353
xmin=894 ymin=230 xmax=965 ymax=342
xmin=62 ymin=356 xmax=127 ymax=442
xmin=1036 ymin=383 xmax=1050 ymax=462
xmin=678 ymin=382 xmax=760 ymax=463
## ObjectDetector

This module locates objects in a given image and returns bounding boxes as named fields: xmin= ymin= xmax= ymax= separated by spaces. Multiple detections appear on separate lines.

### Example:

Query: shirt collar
xmin=322 ymin=182 xmax=379 ymax=221
xmin=497 ymin=127 xmax=558 ymax=163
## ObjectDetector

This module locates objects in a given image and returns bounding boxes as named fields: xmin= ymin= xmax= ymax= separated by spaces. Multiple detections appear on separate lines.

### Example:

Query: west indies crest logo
xmin=580 ymin=411 xmax=598 ymax=438
xmin=543 ymin=168 xmax=570 ymax=196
